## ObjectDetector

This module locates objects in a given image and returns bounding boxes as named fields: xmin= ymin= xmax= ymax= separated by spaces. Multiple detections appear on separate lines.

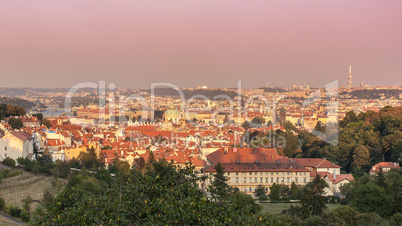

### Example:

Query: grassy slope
xmin=0 ymin=166 xmax=66 ymax=211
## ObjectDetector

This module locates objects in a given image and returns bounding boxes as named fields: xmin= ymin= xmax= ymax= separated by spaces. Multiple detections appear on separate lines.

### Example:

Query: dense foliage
xmin=275 ymin=106 xmax=402 ymax=175
xmin=0 ymin=103 xmax=25 ymax=120
xmin=341 ymin=89 xmax=402 ymax=99
xmin=341 ymin=168 xmax=402 ymax=217
xmin=31 ymin=160 xmax=267 ymax=224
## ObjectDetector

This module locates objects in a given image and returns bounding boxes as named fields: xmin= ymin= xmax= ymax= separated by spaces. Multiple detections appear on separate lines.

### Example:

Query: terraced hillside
xmin=0 ymin=165 xmax=66 ymax=211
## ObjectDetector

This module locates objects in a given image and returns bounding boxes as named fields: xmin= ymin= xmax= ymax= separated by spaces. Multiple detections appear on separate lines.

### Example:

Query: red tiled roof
xmin=204 ymin=162 xmax=310 ymax=172
xmin=206 ymin=147 xmax=280 ymax=164
xmin=370 ymin=162 xmax=400 ymax=173
xmin=294 ymin=158 xmax=341 ymax=168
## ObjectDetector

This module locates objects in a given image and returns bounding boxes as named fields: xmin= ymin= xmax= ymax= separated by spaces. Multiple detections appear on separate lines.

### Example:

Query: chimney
xmin=333 ymin=169 xmax=336 ymax=180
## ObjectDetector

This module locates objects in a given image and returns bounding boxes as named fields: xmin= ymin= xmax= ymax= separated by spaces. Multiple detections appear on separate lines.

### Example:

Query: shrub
xmin=2 ymin=157 xmax=16 ymax=167
xmin=357 ymin=212 xmax=386 ymax=225
xmin=0 ymin=197 xmax=5 ymax=210
xmin=3 ymin=170 xmax=23 ymax=178
xmin=7 ymin=205 xmax=22 ymax=218
xmin=42 ymin=190 xmax=54 ymax=206
xmin=259 ymin=195 xmax=268 ymax=200
xmin=302 ymin=215 xmax=324 ymax=226
xmin=389 ymin=213 xmax=402 ymax=226
xmin=55 ymin=161 xmax=71 ymax=178
xmin=329 ymin=206 xmax=359 ymax=225
xmin=17 ymin=157 xmax=35 ymax=171
xmin=340 ymin=198 xmax=348 ymax=205
xmin=21 ymin=210 xmax=30 ymax=222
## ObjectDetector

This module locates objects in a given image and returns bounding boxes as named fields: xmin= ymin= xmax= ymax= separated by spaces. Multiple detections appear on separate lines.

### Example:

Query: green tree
xmin=299 ymin=175 xmax=328 ymax=218
xmin=2 ymin=157 xmax=16 ymax=167
xmin=54 ymin=161 xmax=71 ymax=178
xmin=290 ymin=182 xmax=299 ymax=200
xmin=251 ymin=116 xmax=266 ymax=126
xmin=78 ymin=148 xmax=103 ymax=170
xmin=42 ymin=190 xmax=54 ymax=206
xmin=242 ymin=121 xmax=251 ymax=130
xmin=340 ymin=111 xmax=358 ymax=128
xmin=254 ymin=184 xmax=266 ymax=198
xmin=134 ymin=156 xmax=146 ymax=170
xmin=31 ymin=160 xmax=264 ymax=225
xmin=42 ymin=118 xmax=51 ymax=128
xmin=269 ymin=183 xmax=281 ymax=200
xmin=386 ymin=170 xmax=402 ymax=215
xmin=352 ymin=145 xmax=370 ymax=170
xmin=375 ymin=167 xmax=387 ymax=189
xmin=115 ymin=161 xmax=130 ymax=175
xmin=33 ymin=113 xmax=44 ymax=121
xmin=8 ymin=118 xmax=23 ymax=129
xmin=209 ymin=162 xmax=231 ymax=199
xmin=351 ymin=182 xmax=392 ymax=217
xmin=328 ymin=206 xmax=359 ymax=225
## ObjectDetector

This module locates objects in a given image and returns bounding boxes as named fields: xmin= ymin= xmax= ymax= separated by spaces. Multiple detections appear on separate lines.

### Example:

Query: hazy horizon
xmin=1 ymin=0 xmax=402 ymax=89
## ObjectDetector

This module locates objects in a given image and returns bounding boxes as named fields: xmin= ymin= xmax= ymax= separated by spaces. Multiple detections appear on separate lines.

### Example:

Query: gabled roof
xmin=206 ymin=147 xmax=280 ymax=164
xmin=324 ymin=173 xmax=354 ymax=184
xmin=10 ymin=131 xmax=33 ymax=142
xmin=370 ymin=162 xmax=400 ymax=173
xmin=294 ymin=158 xmax=341 ymax=168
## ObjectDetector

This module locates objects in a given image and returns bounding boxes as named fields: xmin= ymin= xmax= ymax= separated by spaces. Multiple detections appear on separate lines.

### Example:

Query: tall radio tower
xmin=347 ymin=62 xmax=352 ymax=90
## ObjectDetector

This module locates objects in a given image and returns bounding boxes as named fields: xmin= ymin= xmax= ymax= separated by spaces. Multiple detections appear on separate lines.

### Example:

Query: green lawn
xmin=259 ymin=202 xmax=340 ymax=215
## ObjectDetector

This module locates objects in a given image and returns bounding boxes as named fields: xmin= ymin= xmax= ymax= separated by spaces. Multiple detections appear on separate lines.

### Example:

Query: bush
xmin=7 ymin=205 xmax=22 ymax=218
xmin=2 ymin=157 xmax=16 ymax=167
xmin=0 ymin=197 xmax=5 ymax=210
xmin=302 ymin=215 xmax=324 ymax=226
xmin=2 ymin=170 xmax=22 ymax=178
xmin=259 ymin=195 xmax=268 ymax=200
xmin=389 ymin=213 xmax=402 ymax=226
xmin=42 ymin=190 xmax=54 ymax=206
xmin=357 ymin=212 xmax=386 ymax=225
xmin=340 ymin=198 xmax=348 ymax=205
xmin=329 ymin=206 xmax=359 ymax=225
xmin=17 ymin=157 xmax=35 ymax=171
xmin=54 ymin=161 xmax=71 ymax=178
xmin=21 ymin=210 xmax=30 ymax=222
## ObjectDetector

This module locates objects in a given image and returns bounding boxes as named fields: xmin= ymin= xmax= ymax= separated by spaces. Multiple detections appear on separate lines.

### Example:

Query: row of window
xmin=227 ymin=172 xmax=307 ymax=176
xmin=235 ymin=177 xmax=307 ymax=184
xmin=244 ymin=186 xmax=270 ymax=192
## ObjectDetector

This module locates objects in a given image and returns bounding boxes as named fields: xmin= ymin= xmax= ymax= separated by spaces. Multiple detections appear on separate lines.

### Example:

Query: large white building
xmin=0 ymin=131 xmax=34 ymax=161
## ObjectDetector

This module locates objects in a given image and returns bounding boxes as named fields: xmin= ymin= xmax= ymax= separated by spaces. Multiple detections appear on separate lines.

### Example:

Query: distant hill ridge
xmin=0 ymin=97 xmax=46 ymax=111
xmin=140 ymin=87 xmax=240 ymax=99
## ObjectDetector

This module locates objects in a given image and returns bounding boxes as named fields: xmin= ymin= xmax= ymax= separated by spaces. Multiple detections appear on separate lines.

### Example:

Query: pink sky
xmin=0 ymin=0 xmax=401 ymax=89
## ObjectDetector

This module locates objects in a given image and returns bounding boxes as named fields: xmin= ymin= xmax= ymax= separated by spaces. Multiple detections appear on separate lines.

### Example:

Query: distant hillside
xmin=0 ymin=97 xmax=46 ymax=110
xmin=340 ymin=89 xmax=402 ymax=99
xmin=140 ymin=88 xmax=240 ymax=99
xmin=0 ymin=87 xmax=95 ymax=96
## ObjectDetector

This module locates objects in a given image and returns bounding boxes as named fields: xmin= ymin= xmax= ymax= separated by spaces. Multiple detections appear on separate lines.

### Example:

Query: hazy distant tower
xmin=347 ymin=63 xmax=352 ymax=90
